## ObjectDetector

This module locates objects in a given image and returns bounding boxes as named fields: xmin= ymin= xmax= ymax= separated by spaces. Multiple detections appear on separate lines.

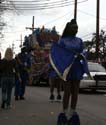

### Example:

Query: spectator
xmin=0 ymin=48 xmax=20 ymax=109
xmin=14 ymin=55 xmax=22 ymax=100
xmin=16 ymin=47 xmax=31 ymax=100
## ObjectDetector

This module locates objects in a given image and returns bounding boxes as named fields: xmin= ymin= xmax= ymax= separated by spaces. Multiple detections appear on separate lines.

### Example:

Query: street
xmin=0 ymin=86 xmax=106 ymax=125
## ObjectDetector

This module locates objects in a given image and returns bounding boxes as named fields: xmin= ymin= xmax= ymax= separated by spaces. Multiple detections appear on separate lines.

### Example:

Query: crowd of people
xmin=0 ymin=19 xmax=91 ymax=125
xmin=0 ymin=44 xmax=62 ymax=109
xmin=0 ymin=47 xmax=31 ymax=109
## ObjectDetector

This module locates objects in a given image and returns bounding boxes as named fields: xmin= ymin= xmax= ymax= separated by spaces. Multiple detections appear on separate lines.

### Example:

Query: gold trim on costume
xmin=49 ymin=53 xmax=74 ymax=81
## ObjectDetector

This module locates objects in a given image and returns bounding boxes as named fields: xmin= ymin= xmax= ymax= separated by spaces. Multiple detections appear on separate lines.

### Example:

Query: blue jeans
xmin=14 ymin=76 xmax=21 ymax=96
xmin=20 ymin=72 xmax=28 ymax=97
xmin=1 ymin=76 xmax=15 ymax=105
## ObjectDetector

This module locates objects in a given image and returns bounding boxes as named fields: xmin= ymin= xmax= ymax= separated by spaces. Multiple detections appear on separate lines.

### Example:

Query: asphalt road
xmin=0 ymin=86 xmax=106 ymax=125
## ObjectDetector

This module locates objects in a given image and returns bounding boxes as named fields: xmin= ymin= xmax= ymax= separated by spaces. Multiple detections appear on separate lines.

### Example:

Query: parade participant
xmin=49 ymin=19 xmax=91 ymax=125
xmin=17 ymin=47 xmax=31 ymax=100
xmin=0 ymin=48 xmax=19 ymax=109
xmin=42 ymin=49 xmax=62 ymax=102
xmin=48 ymin=64 xmax=62 ymax=102
xmin=14 ymin=55 xmax=22 ymax=100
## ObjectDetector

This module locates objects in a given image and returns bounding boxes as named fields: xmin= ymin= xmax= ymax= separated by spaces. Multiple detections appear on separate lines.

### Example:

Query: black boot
xmin=49 ymin=94 xmax=55 ymax=101
xmin=15 ymin=96 xmax=19 ymax=101
xmin=1 ymin=101 xmax=5 ymax=109
xmin=20 ymin=96 xmax=25 ymax=100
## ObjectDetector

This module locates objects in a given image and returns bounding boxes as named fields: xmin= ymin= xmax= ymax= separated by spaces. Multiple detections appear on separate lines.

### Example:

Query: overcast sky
xmin=1 ymin=0 xmax=106 ymax=56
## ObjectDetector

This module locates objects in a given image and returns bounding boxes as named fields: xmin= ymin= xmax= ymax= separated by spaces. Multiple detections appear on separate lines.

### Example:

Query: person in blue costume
xmin=48 ymin=63 xmax=62 ymax=102
xmin=16 ymin=47 xmax=31 ymax=100
xmin=14 ymin=55 xmax=22 ymax=100
xmin=49 ymin=19 xmax=91 ymax=125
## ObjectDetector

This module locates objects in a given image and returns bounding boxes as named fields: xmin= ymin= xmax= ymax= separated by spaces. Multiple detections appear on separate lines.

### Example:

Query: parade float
xmin=23 ymin=26 xmax=60 ymax=85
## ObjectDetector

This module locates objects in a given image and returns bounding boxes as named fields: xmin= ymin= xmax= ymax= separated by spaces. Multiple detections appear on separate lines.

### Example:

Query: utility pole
xmin=20 ymin=34 xmax=23 ymax=48
xmin=16 ymin=34 xmax=23 ymax=48
xmin=26 ymin=16 xmax=36 ymax=33
xmin=74 ymin=0 xmax=77 ymax=20
xmin=96 ymin=0 xmax=100 ymax=60
xmin=12 ymin=41 xmax=15 ymax=55
xmin=32 ymin=16 xmax=34 ymax=33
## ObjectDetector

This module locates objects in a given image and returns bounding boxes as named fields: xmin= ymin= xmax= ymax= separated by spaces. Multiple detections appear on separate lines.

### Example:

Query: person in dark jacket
xmin=0 ymin=48 xmax=20 ymax=109
xmin=16 ymin=47 xmax=31 ymax=100
xmin=14 ymin=55 xmax=22 ymax=100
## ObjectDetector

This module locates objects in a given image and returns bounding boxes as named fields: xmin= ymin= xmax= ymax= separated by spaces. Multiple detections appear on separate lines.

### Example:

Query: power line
xmin=9 ymin=0 xmax=52 ymax=2
xmin=82 ymin=33 xmax=93 ymax=38
xmin=9 ymin=0 xmax=75 ymax=5
xmin=43 ymin=11 xmax=72 ymax=26
xmin=1 ymin=0 xmax=88 ymax=10
xmin=11 ymin=2 xmax=75 ymax=8
xmin=78 ymin=9 xmax=106 ymax=21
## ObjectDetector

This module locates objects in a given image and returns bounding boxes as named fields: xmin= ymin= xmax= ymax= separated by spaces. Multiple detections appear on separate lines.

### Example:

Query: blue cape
xmin=49 ymin=43 xmax=89 ymax=81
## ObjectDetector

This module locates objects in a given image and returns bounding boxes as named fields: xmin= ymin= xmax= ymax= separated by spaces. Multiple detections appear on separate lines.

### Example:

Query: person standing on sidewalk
xmin=49 ymin=19 xmax=90 ymax=125
xmin=0 ymin=48 xmax=20 ymax=109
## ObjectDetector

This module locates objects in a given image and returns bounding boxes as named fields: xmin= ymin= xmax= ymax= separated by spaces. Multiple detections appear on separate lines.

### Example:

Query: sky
xmin=1 ymin=0 xmax=106 ymax=56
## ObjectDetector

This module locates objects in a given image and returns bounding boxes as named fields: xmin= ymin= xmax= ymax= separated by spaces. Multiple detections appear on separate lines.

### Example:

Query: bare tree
xmin=0 ymin=0 xmax=19 ymax=39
